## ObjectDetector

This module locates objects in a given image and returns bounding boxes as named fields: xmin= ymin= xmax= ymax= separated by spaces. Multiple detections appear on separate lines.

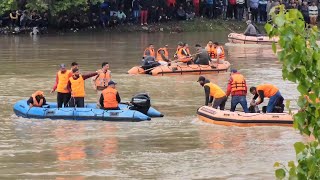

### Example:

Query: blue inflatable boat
xmin=13 ymin=100 xmax=163 ymax=122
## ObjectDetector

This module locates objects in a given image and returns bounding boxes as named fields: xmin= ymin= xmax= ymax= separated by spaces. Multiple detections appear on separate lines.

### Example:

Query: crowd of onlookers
xmin=0 ymin=0 xmax=319 ymax=33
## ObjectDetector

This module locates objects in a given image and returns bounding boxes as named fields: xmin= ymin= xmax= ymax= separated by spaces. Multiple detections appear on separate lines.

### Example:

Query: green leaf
xmin=275 ymin=168 xmax=286 ymax=179
xmin=274 ymin=162 xmax=280 ymax=167
xmin=288 ymin=161 xmax=295 ymax=168
xmin=272 ymin=42 xmax=277 ymax=53
xmin=265 ymin=23 xmax=273 ymax=35
xmin=294 ymin=142 xmax=306 ymax=155
xmin=275 ymin=15 xmax=286 ymax=27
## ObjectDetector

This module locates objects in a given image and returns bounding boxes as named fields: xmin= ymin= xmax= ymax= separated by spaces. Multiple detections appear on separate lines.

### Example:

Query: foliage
xmin=0 ymin=0 xmax=17 ymax=15
xmin=265 ymin=5 xmax=320 ymax=179
xmin=0 ymin=0 xmax=104 ymax=16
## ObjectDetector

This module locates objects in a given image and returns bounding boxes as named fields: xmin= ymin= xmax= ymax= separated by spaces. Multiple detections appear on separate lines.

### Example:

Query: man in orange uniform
xmin=27 ymin=91 xmax=47 ymax=108
xmin=143 ymin=44 xmax=156 ymax=58
xmin=213 ymin=42 xmax=225 ymax=64
xmin=51 ymin=64 xmax=73 ymax=108
xmin=156 ymin=45 xmax=170 ymax=65
xmin=226 ymin=69 xmax=248 ymax=113
xmin=99 ymin=81 xmax=121 ymax=110
xmin=67 ymin=68 xmax=98 ymax=108
xmin=92 ymin=62 xmax=111 ymax=106
xmin=250 ymin=84 xmax=283 ymax=113
xmin=174 ymin=42 xmax=192 ymax=63
xmin=197 ymin=76 xmax=227 ymax=110
xmin=205 ymin=40 xmax=215 ymax=59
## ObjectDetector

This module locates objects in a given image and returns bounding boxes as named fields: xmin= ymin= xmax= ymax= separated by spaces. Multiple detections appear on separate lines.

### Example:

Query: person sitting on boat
xmin=197 ymin=76 xmax=227 ymax=110
xmin=142 ymin=55 xmax=161 ymax=72
xmin=212 ymin=42 xmax=225 ymax=64
xmin=27 ymin=91 xmax=47 ymax=108
xmin=174 ymin=42 xmax=192 ymax=64
xmin=156 ymin=45 xmax=170 ymax=65
xmin=205 ymin=40 xmax=215 ymax=59
xmin=100 ymin=80 xmax=121 ymax=110
xmin=50 ymin=64 xmax=72 ymax=108
xmin=249 ymin=84 xmax=284 ymax=113
xmin=244 ymin=20 xmax=257 ymax=36
xmin=226 ymin=69 xmax=249 ymax=113
xmin=67 ymin=68 xmax=98 ymax=108
xmin=143 ymin=44 xmax=156 ymax=58
xmin=92 ymin=62 xmax=111 ymax=107
xmin=194 ymin=44 xmax=210 ymax=65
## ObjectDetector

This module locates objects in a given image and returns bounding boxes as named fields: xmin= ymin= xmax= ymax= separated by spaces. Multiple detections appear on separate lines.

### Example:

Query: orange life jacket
xmin=231 ymin=73 xmax=246 ymax=92
xmin=256 ymin=84 xmax=279 ymax=98
xmin=102 ymin=87 xmax=119 ymax=108
xmin=206 ymin=45 xmax=215 ymax=59
xmin=143 ymin=48 xmax=155 ymax=58
xmin=156 ymin=48 xmax=169 ymax=62
xmin=57 ymin=70 xmax=71 ymax=93
xmin=177 ymin=47 xmax=191 ymax=63
xmin=216 ymin=46 xmax=225 ymax=59
xmin=32 ymin=91 xmax=44 ymax=107
xmin=69 ymin=75 xmax=85 ymax=97
xmin=204 ymin=82 xmax=226 ymax=98
xmin=95 ymin=70 xmax=111 ymax=90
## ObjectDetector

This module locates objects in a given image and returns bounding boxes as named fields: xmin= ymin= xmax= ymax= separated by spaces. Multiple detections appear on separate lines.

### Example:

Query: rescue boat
xmin=13 ymin=94 xmax=164 ymax=122
xmin=197 ymin=106 xmax=293 ymax=127
xmin=128 ymin=61 xmax=231 ymax=76
xmin=228 ymin=33 xmax=279 ymax=44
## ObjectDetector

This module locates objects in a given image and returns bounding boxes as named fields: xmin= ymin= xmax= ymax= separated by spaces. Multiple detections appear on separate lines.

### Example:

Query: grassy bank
xmin=0 ymin=18 xmax=266 ymax=34
xmin=103 ymin=18 xmax=265 ymax=33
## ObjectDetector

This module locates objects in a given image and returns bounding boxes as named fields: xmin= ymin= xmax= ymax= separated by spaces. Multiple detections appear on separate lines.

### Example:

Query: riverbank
xmin=0 ymin=19 xmax=266 ymax=35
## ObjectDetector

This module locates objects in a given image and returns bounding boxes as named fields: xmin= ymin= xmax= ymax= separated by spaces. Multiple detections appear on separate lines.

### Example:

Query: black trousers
xmin=69 ymin=97 xmax=85 ymax=108
xmin=57 ymin=92 xmax=71 ymax=108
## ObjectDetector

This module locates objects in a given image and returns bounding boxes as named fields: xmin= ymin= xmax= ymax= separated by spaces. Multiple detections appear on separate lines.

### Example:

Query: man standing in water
xmin=197 ymin=76 xmax=228 ymax=110
xmin=92 ymin=62 xmax=111 ymax=107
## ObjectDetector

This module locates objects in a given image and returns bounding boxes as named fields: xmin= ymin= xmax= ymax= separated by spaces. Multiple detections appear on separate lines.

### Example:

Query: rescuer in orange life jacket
xmin=92 ymin=62 xmax=111 ymax=107
xmin=250 ymin=84 xmax=284 ymax=113
xmin=51 ymin=64 xmax=73 ymax=108
xmin=226 ymin=69 xmax=249 ymax=113
xmin=27 ymin=91 xmax=47 ymax=108
xmin=197 ymin=76 xmax=228 ymax=110
xmin=99 ymin=80 xmax=121 ymax=110
xmin=66 ymin=68 xmax=98 ymax=108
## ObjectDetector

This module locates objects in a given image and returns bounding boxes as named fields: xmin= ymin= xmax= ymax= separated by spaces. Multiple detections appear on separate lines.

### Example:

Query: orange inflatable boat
xmin=228 ymin=33 xmax=279 ymax=44
xmin=128 ymin=61 xmax=231 ymax=76
xmin=197 ymin=106 xmax=293 ymax=127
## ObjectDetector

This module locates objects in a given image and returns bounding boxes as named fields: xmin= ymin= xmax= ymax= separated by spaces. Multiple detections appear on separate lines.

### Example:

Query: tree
xmin=265 ymin=5 xmax=320 ymax=179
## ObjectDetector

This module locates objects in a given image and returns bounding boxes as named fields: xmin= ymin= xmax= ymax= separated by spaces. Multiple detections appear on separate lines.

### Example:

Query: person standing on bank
xmin=197 ymin=76 xmax=228 ymax=110
xmin=226 ymin=69 xmax=249 ymax=113
xmin=67 ymin=68 xmax=98 ymax=108
xmin=51 ymin=64 xmax=72 ymax=108
xmin=100 ymin=81 xmax=121 ymax=110
xmin=92 ymin=62 xmax=111 ymax=107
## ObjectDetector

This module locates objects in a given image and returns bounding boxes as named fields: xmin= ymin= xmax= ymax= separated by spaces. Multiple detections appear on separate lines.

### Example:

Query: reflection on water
xmin=0 ymin=33 xmax=302 ymax=179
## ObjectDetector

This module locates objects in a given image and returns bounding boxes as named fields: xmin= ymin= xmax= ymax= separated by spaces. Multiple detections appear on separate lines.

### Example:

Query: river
xmin=0 ymin=32 xmax=302 ymax=179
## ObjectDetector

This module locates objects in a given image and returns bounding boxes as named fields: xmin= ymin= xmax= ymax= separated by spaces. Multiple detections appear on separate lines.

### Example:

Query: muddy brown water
xmin=0 ymin=32 xmax=302 ymax=179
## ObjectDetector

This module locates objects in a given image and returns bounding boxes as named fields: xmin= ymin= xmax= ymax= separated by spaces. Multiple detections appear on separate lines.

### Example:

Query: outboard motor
xmin=130 ymin=93 xmax=151 ymax=115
